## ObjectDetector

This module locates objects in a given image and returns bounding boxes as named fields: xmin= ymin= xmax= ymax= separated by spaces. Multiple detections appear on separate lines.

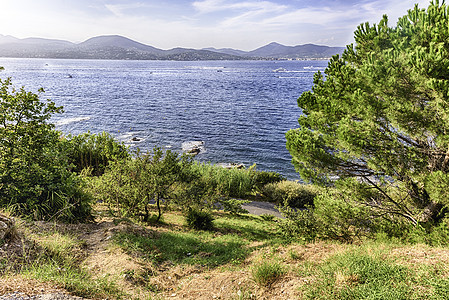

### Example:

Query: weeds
xmin=185 ymin=208 xmax=214 ymax=231
xmin=251 ymin=261 xmax=285 ymax=287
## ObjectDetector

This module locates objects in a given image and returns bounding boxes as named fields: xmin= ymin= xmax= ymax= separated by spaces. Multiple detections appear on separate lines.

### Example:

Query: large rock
xmin=0 ymin=214 xmax=14 ymax=241
xmin=182 ymin=141 xmax=205 ymax=156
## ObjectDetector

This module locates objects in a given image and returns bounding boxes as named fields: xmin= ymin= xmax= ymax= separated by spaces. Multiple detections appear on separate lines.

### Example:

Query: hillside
xmin=0 ymin=34 xmax=343 ymax=61
xmin=204 ymin=42 xmax=344 ymax=59
xmin=2 ymin=206 xmax=449 ymax=300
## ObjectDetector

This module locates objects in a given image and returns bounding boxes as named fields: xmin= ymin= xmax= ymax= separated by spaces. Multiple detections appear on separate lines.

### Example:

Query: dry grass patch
xmin=0 ymin=275 xmax=65 ymax=296
xmin=279 ymin=242 xmax=347 ymax=264
xmin=389 ymin=245 xmax=449 ymax=268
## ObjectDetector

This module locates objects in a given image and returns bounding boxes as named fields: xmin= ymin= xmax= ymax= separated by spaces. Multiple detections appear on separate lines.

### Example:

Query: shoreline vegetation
xmin=3 ymin=1 xmax=449 ymax=299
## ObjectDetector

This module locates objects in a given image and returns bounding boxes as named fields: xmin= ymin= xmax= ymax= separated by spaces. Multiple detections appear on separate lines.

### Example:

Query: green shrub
xmin=0 ymin=77 xmax=92 ymax=222
xmin=262 ymin=181 xmax=319 ymax=208
xmin=171 ymin=166 xmax=224 ymax=212
xmin=277 ymin=189 xmax=373 ymax=242
xmin=88 ymin=147 xmax=189 ymax=222
xmin=251 ymin=261 xmax=285 ymax=286
xmin=250 ymin=170 xmax=285 ymax=192
xmin=185 ymin=208 xmax=214 ymax=231
xmin=64 ymin=131 xmax=129 ymax=176
xmin=277 ymin=206 xmax=318 ymax=242
xmin=218 ymin=198 xmax=249 ymax=215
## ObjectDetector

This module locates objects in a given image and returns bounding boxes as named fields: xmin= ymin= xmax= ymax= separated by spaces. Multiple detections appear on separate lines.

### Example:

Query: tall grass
xmin=190 ymin=163 xmax=255 ymax=198
xmin=65 ymin=131 xmax=129 ymax=176
xmin=251 ymin=261 xmax=286 ymax=286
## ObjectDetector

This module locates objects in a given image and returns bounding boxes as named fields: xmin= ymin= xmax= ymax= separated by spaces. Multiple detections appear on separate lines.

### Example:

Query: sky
xmin=0 ymin=0 xmax=431 ymax=50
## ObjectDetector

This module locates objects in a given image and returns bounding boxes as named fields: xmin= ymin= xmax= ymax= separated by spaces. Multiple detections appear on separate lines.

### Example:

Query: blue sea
xmin=0 ymin=58 xmax=327 ymax=180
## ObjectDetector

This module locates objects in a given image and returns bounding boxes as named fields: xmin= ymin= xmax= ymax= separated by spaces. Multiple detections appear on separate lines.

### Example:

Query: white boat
xmin=273 ymin=67 xmax=287 ymax=72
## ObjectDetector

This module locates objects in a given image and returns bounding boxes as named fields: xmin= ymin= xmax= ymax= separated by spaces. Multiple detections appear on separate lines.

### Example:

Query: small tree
xmin=138 ymin=147 xmax=184 ymax=221
xmin=286 ymin=1 xmax=449 ymax=226
xmin=93 ymin=147 xmax=189 ymax=222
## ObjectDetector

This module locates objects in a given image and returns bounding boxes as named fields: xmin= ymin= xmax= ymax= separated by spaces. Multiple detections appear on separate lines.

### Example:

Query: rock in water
xmin=182 ymin=141 xmax=205 ymax=155
xmin=0 ymin=214 xmax=13 ymax=240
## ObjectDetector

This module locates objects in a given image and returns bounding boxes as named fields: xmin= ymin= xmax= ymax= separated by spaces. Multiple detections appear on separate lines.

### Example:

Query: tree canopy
xmin=286 ymin=1 xmax=449 ymax=225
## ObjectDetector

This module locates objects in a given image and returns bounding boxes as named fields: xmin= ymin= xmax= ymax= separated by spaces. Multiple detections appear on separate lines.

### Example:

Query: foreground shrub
xmin=250 ymin=170 xmax=285 ymax=193
xmin=278 ymin=188 xmax=374 ymax=242
xmin=89 ymin=147 xmax=188 ymax=222
xmin=263 ymin=181 xmax=320 ymax=208
xmin=0 ymin=76 xmax=92 ymax=222
xmin=251 ymin=261 xmax=285 ymax=287
xmin=185 ymin=208 xmax=214 ymax=230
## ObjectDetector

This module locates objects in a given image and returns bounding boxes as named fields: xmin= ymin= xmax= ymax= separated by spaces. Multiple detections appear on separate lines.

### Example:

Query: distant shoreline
xmin=0 ymin=34 xmax=343 ymax=62
xmin=0 ymin=56 xmax=333 ymax=62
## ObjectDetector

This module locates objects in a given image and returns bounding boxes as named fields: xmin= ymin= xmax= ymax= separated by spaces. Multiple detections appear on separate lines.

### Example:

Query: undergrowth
xmin=2 ymin=210 xmax=449 ymax=299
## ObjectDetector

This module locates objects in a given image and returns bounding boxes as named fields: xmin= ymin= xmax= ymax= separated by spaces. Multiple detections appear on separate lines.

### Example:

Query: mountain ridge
xmin=0 ymin=34 xmax=344 ymax=61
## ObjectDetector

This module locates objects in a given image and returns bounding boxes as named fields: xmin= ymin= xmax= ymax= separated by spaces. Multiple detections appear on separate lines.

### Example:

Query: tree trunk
xmin=0 ymin=214 xmax=14 ymax=241
xmin=156 ymin=194 xmax=162 ymax=222
xmin=419 ymin=201 xmax=443 ymax=224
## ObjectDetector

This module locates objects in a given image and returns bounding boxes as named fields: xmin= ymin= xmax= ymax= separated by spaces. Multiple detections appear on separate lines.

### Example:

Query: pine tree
xmin=286 ymin=1 xmax=449 ymax=225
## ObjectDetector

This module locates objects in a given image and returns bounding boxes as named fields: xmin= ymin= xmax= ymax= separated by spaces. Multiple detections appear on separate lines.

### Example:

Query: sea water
xmin=0 ymin=58 xmax=327 ymax=179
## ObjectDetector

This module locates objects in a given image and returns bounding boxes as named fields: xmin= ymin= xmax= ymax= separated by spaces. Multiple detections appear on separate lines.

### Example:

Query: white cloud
xmin=104 ymin=2 xmax=152 ymax=18
xmin=192 ymin=0 xmax=287 ymax=14
xmin=192 ymin=0 xmax=224 ymax=13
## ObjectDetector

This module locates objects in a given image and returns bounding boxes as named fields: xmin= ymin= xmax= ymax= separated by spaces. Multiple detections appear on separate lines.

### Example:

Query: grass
xmin=24 ymin=261 xmax=123 ymax=299
xmin=293 ymin=242 xmax=449 ymax=300
xmin=113 ymin=230 xmax=250 ymax=267
xmin=2 ymin=209 xmax=449 ymax=299
xmin=190 ymin=162 xmax=255 ymax=198
xmin=251 ymin=260 xmax=286 ymax=286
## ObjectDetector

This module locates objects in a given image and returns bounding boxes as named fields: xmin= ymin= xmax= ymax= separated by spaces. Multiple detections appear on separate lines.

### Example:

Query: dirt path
xmin=241 ymin=201 xmax=283 ymax=218
xmin=0 ymin=202 xmax=283 ymax=300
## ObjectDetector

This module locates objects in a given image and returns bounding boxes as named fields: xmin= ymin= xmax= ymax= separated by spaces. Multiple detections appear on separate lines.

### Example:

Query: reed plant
xmin=189 ymin=163 xmax=254 ymax=198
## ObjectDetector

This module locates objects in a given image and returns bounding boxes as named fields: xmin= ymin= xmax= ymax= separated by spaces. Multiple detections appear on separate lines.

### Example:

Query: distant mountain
xmin=77 ymin=35 xmax=165 ymax=56
xmin=202 ymin=47 xmax=249 ymax=57
xmin=245 ymin=42 xmax=345 ymax=59
xmin=0 ymin=35 xmax=75 ymax=57
xmin=0 ymin=34 xmax=344 ymax=61
xmin=202 ymin=42 xmax=344 ymax=59
xmin=0 ymin=35 xmax=20 ymax=44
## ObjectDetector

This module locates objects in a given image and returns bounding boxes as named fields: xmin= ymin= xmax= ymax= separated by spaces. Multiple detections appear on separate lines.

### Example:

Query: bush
xmin=251 ymin=261 xmax=285 ymax=287
xmin=250 ymin=170 xmax=285 ymax=193
xmin=88 ymin=147 xmax=188 ymax=222
xmin=64 ymin=131 xmax=129 ymax=176
xmin=0 ymin=76 xmax=92 ymax=222
xmin=277 ymin=206 xmax=318 ymax=242
xmin=277 ymin=188 xmax=374 ymax=242
xmin=262 ymin=181 xmax=320 ymax=208
xmin=185 ymin=208 xmax=214 ymax=231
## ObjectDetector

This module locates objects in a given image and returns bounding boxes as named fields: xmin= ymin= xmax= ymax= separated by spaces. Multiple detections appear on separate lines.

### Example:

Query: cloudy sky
xmin=0 ymin=0 xmax=430 ymax=50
